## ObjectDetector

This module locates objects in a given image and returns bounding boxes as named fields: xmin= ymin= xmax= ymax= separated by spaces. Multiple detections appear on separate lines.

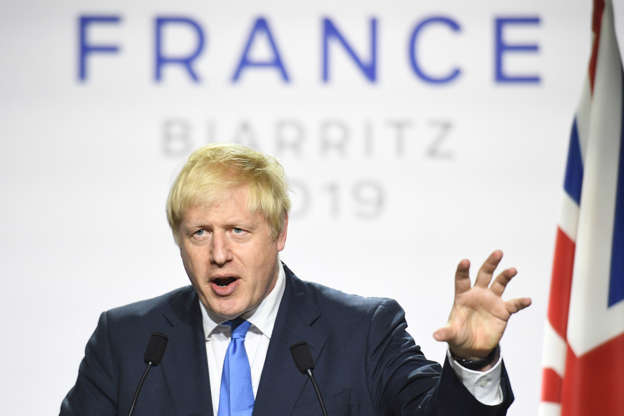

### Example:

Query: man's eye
xmin=232 ymin=227 xmax=245 ymax=235
xmin=193 ymin=229 xmax=206 ymax=237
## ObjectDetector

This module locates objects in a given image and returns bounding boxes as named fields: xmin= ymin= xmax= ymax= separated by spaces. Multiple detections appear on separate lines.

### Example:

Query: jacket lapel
xmin=253 ymin=268 xmax=328 ymax=416
xmin=159 ymin=288 xmax=214 ymax=416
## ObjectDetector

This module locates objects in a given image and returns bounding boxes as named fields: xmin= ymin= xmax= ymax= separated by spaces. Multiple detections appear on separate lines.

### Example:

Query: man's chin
xmin=201 ymin=297 xmax=246 ymax=321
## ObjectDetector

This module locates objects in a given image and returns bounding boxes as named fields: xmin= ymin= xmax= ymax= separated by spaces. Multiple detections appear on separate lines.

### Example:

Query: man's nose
xmin=210 ymin=231 xmax=232 ymax=265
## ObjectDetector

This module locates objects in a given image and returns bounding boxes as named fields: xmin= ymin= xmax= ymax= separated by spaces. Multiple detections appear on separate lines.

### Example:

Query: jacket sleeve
xmin=60 ymin=312 xmax=119 ymax=416
xmin=366 ymin=299 xmax=514 ymax=416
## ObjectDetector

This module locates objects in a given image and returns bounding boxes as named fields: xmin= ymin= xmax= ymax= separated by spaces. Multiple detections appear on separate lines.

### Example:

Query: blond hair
xmin=166 ymin=144 xmax=290 ymax=241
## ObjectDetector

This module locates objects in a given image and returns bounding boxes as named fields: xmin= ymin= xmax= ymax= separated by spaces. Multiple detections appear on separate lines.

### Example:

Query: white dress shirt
xmin=200 ymin=263 xmax=502 ymax=415
xmin=200 ymin=264 xmax=286 ymax=416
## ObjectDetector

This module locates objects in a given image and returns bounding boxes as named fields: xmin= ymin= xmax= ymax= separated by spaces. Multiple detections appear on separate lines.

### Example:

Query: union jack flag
xmin=539 ymin=0 xmax=624 ymax=415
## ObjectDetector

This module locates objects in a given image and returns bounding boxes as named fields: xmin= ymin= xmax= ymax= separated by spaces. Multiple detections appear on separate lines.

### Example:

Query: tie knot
xmin=228 ymin=318 xmax=251 ymax=339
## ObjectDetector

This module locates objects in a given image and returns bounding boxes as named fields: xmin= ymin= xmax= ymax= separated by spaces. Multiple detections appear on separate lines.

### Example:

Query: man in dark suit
xmin=61 ymin=144 xmax=531 ymax=415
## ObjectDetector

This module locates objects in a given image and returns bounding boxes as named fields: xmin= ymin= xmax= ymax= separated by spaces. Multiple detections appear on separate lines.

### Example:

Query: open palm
xmin=433 ymin=250 xmax=532 ymax=359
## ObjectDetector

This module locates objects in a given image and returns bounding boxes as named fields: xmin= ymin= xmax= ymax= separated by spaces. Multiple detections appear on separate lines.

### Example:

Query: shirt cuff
xmin=447 ymin=349 xmax=503 ymax=406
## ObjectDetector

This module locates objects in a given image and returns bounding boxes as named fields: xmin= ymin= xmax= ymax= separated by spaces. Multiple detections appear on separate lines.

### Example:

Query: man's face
xmin=178 ymin=185 xmax=287 ymax=320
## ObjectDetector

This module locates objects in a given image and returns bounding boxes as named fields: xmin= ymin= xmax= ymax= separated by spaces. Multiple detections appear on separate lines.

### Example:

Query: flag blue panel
xmin=563 ymin=120 xmax=584 ymax=205
xmin=608 ymin=76 xmax=624 ymax=307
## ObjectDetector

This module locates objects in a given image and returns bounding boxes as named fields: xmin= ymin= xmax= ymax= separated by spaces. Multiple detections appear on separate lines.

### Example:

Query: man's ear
xmin=277 ymin=214 xmax=288 ymax=251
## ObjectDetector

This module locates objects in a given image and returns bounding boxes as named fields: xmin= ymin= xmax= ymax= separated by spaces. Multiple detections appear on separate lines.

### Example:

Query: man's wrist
xmin=450 ymin=345 xmax=500 ymax=371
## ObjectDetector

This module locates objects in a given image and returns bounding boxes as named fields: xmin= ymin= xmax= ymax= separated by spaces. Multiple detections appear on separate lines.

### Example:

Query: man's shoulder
xmin=105 ymin=285 xmax=195 ymax=322
xmin=285 ymin=266 xmax=402 ymax=320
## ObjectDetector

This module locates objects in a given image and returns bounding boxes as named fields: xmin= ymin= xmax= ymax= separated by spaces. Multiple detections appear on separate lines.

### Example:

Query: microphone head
xmin=144 ymin=333 xmax=168 ymax=366
xmin=290 ymin=342 xmax=315 ymax=374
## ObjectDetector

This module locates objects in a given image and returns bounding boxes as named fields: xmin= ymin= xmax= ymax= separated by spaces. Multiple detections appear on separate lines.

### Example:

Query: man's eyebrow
xmin=227 ymin=221 xmax=257 ymax=230
xmin=182 ymin=221 xmax=209 ymax=227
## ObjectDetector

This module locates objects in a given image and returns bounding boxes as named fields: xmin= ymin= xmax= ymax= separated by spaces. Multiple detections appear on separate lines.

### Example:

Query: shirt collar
xmin=200 ymin=261 xmax=286 ymax=340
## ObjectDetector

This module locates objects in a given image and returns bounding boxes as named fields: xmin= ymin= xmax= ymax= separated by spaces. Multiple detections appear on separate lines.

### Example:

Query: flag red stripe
xmin=541 ymin=368 xmax=563 ymax=403
xmin=561 ymin=334 xmax=624 ymax=415
xmin=547 ymin=227 xmax=575 ymax=339
xmin=589 ymin=0 xmax=605 ymax=93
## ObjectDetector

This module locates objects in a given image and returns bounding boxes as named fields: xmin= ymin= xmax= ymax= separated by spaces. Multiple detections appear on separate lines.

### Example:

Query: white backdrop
xmin=0 ymin=0 xmax=609 ymax=414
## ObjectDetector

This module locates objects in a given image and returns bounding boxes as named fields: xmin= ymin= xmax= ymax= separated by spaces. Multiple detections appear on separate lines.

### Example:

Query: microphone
xmin=144 ymin=333 xmax=168 ymax=365
xmin=290 ymin=342 xmax=328 ymax=416
xmin=128 ymin=333 xmax=168 ymax=416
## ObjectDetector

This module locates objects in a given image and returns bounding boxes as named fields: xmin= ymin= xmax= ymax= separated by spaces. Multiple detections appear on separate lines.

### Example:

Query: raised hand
xmin=433 ymin=250 xmax=531 ymax=362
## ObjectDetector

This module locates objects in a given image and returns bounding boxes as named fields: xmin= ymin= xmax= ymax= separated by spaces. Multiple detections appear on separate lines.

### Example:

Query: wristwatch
xmin=451 ymin=345 xmax=500 ymax=371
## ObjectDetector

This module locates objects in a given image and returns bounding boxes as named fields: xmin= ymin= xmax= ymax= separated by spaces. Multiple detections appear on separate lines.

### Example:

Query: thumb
xmin=433 ymin=324 xmax=455 ymax=343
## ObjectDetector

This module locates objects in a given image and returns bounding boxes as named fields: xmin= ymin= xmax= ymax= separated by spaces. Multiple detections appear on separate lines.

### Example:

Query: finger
xmin=490 ymin=267 xmax=517 ymax=296
xmin=505 ymin=297 xmax=532 ymax=314
xmin=474 ymin=250 xmax=503 ymax=288
xmin=454 ymin=259 xmax=471 ymax=294
xmin=433 ymin=324 xmax=456 ymax=343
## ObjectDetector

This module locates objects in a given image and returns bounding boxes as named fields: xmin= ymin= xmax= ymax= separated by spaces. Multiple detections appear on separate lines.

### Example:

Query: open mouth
xmin=212 ymin=277 xmax=237 ymax=287
xmin=209 ymin=276 xmax=240 ymax=296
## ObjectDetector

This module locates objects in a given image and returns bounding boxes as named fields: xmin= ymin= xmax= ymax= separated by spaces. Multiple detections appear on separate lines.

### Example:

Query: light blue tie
xmin=218 ymin=318 xmax=254 ymax=416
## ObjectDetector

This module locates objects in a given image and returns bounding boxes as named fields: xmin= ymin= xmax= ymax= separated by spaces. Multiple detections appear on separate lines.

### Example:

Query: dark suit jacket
xmin=61 ymin=266 xmax=514 ymax=415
